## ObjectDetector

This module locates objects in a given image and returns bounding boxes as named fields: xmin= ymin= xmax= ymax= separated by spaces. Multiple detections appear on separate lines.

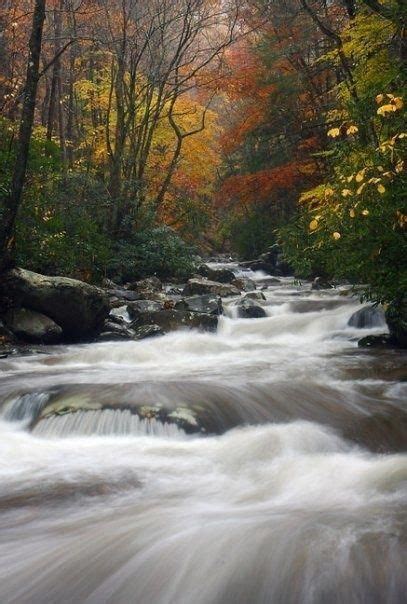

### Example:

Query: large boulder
xmin=385 ymin=298 xmax=407 ymax=348
xmin=174 ymin=294 xmax=221 ymax=315
xmin=348 ymin=305 xmax=385 ymax=329
xmin=183 ymin=278 xmax=240 ymax=297
xmin=4 ymin=308 xmax=63 ymax=343
xmin=244 ymin=291 xmax=266 ymax=301
xmin=235 ymin=298 xmax=267 ymax=319
xmin=132 ymin=309 xmax=218 ymax=332
xmin=2 ymin=268 xmax=109 ymax=341
xmin=197 ymin=264 xmax=236 ymax=283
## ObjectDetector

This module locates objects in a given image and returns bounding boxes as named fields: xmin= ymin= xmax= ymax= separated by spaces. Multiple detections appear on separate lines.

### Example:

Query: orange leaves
xmin=216 ymin=163 xmax=303 ymax=209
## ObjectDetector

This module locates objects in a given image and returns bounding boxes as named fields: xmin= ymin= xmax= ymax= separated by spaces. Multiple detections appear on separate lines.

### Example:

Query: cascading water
xmin=0 ymin=266 xmax=406 ymax=604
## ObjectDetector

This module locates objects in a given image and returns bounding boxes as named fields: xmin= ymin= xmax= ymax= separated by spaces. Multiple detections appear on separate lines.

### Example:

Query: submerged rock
xmin=183 ymin=278 xmax=239 ymax=297
xmin=2 ymin=268 xmax=109 ymax=341
xmin=348 ymin=305 xmax=385 ymax=329
xmin=358 ymin=334 xmax=392 ymax=348
xmin=4 ymin=308 xmax=63 ymax=343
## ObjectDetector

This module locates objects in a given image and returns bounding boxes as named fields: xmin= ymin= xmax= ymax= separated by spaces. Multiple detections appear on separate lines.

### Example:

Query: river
xmin=0 ymin=264 xmax=406 ymax=604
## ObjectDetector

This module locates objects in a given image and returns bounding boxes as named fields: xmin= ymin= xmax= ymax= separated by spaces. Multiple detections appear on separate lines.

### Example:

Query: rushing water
xmin=0 ymin=265 xmax=406 ymax=604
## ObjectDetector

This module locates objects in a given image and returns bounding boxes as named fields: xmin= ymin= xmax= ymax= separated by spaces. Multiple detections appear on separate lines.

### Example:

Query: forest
xmin=0 ymin=0 xmax=406 ymax=341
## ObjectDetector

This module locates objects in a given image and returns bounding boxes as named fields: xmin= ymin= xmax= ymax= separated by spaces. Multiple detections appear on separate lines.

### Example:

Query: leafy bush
xmin=107 ymin=226 xmax=198 ymax=282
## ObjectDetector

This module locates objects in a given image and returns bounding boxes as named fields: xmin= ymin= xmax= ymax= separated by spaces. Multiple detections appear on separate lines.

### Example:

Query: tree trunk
xmin=0 ymin=0 xmax=47 ymax=273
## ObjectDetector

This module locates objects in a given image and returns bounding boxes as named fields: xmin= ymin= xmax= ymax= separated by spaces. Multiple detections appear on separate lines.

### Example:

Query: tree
xmin=0 ymin=0 xmax=46 ymax=272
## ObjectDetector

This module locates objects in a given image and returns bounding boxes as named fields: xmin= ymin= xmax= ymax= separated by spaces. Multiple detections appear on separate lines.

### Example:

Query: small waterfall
xmin=2 ymin=392 xmax=50 ymax=423
xmin=32 ymin=408 xmax=188 ymax=439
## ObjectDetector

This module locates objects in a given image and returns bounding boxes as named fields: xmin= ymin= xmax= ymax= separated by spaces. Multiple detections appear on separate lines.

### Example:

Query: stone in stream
xmin=243 ymin=291 xmax=267 ymax=301
xmin=127 ymin=300 xmax=164 ymax=320
xmin=348 ymin=305 xmax=385 ymax=329
xmin=132 ymin=309 xmax=218 ymax=332
xmin=1 ymin=268 xmax=109 ymax=341
xmin=4 ymin=308 xmax=63 ymax=344
xmin=174 ymin=294 xmax=221 ymax=315
xmin=358 ymin=334 xmax=391 ymax=348
xmin=133 ymin=324 xmax=164 ymax=340
xmin=231 ymin=277 xmax=256 ymax=292
xmin=311 ymin=276 xmax=334 ymax=290
xmin=235 ymin=298 xmax=267 ymax=319
xmin=196 ymin=264 xmax=236 ymax=284
xmin=183 ymin=278 xmax=240 ymax=297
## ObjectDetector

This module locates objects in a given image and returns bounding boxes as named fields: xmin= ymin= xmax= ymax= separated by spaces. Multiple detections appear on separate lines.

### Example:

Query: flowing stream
xmin=0 ymin=264 xmax=406 ymax=604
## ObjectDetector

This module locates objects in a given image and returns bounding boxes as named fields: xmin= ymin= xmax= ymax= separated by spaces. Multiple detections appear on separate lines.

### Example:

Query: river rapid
xmin=0 ymin=264 xmax=406 ymax=604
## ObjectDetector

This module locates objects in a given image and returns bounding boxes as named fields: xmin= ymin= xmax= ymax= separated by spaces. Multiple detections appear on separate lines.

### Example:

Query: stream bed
xmin=0 ymin=266 xmax=406 ymax=603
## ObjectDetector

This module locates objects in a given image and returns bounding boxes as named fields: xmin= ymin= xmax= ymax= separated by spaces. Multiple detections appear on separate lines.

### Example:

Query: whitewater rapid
xmin=0 ymin=267 xmax=406 ymax=603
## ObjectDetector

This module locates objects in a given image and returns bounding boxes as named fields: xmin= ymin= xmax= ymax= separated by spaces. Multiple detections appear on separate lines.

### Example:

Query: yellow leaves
xmin=341 ymin=189 xmax=352 ymax=197
xmin=362 ymin=209 xmax=370 ymax=216
xmin=309 ymin=219 xmax=319 ymax=231
xmin=327 ymin=127 xmax=340 ymax=138
xmin=332 ymin=232 xmax=341 ymax=240
xmin=349 ymin=208 xmax=356 ymax=218
xmin=324 ymin=187 xmax=334 ymax=198
xmin=357 ymin=183 xmax=366 ymax=195
xmin=376 ymin=94 xmax=404 ymax=116
xmin=355 ymin=169 xmax=365 ymax=182
xmin=395 ymin=160 xmax=404 ymax=173
xmin=346 ymin=125 xmax=358 ymax=135
xmin=377 ymin=104 xmax=397 ymax=116
xmin=377 ymin=184 xmax=386 ymax=194
xmin=346 ymin=174 xmax=354 ymax=183
xmin=395 ymin=210 xmax=407 ymax=228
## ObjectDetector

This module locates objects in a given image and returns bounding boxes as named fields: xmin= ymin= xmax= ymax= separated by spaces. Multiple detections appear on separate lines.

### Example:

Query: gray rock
xmin=236 ymin=298 xmax=267 ymax=319
xmin=197 ymin=264 xmax=236 ymax=283
xmin=5 ymin=308 xmax=63 ymax=343
xmin=358 ymin=334 xmax=391 ymax=348
xmin=174 ymin=294 xmax=221 ymax=315
xmin=183 ymin=278 xmax=240 ymax=297
xmin=311 ymin=277 xmax=333 ymax=290
xmin=244 ymin=291 xmax=267 ymax=301
xmin=348 ymin=305 xmax=385 ymax=329
xmin=107 ymin=289 xmax=141 ymax=302
xmin=231 ymin=277 xmax=256 ymax=292
xmin=133 ymin=309 xmax=218 ymax=332
xmin=127 ymin=300 xmax=163 ymax=320
xmin=133 ymin=324 xmax=164 ymax=340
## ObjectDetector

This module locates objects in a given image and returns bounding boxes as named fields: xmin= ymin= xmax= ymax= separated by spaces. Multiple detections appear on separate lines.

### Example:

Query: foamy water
xmin=0 ymin=269 xmax=406 ymax=603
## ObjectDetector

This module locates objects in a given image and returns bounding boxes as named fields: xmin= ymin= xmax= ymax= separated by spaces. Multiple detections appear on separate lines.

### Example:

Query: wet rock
xmin=102 ymin=320 xmax=135 ymax=338
xmin=96 ymin=331 xmax=134 ymax=342
xmin=244 ymin=291 xmax=267 ymax=301
xmin=174 ymin=294 xmax=221 ymax=315
xmin=311 ymin=277 xmax=333 ymax=290
xmin=2 ymin=268 xmax=109 ymax=341
xmin=358 ymin=334 xmax=392 ymax=348
xmin=239 ymin=259 xmax=275 ymax=274
xmin=183 ymin=278 xmax=240 ymax=297
xmin=133 ymin=309 xmax=218 ymax=332
xmin=4 ymin=308 xmax=63 ymax=344
xmin=107 ymin=289 xmax=141 ymax=302
xmin=348 ymin=305 xmax=385 ymax=329
xmin=385 ymin=298 xmax=407 ymax=348
xmin=196 ymin=264 xmax=236 ymax=283
xmin=133 ymin=324 xmax=164 ymax=340
xmin=127 ymin=300 xmax=163 ymax=320
xmin=0 ymin=320 xmax=16 ymax=343
xmin=236 ymin=298 xmax=267 ymax=319
xmin=231 ymin=277 xmax=256 ymax=292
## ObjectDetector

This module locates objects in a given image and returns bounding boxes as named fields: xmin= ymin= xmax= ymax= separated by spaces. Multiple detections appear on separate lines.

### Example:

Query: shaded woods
xmin=0 ymin=0 xmax=405 ymax=329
